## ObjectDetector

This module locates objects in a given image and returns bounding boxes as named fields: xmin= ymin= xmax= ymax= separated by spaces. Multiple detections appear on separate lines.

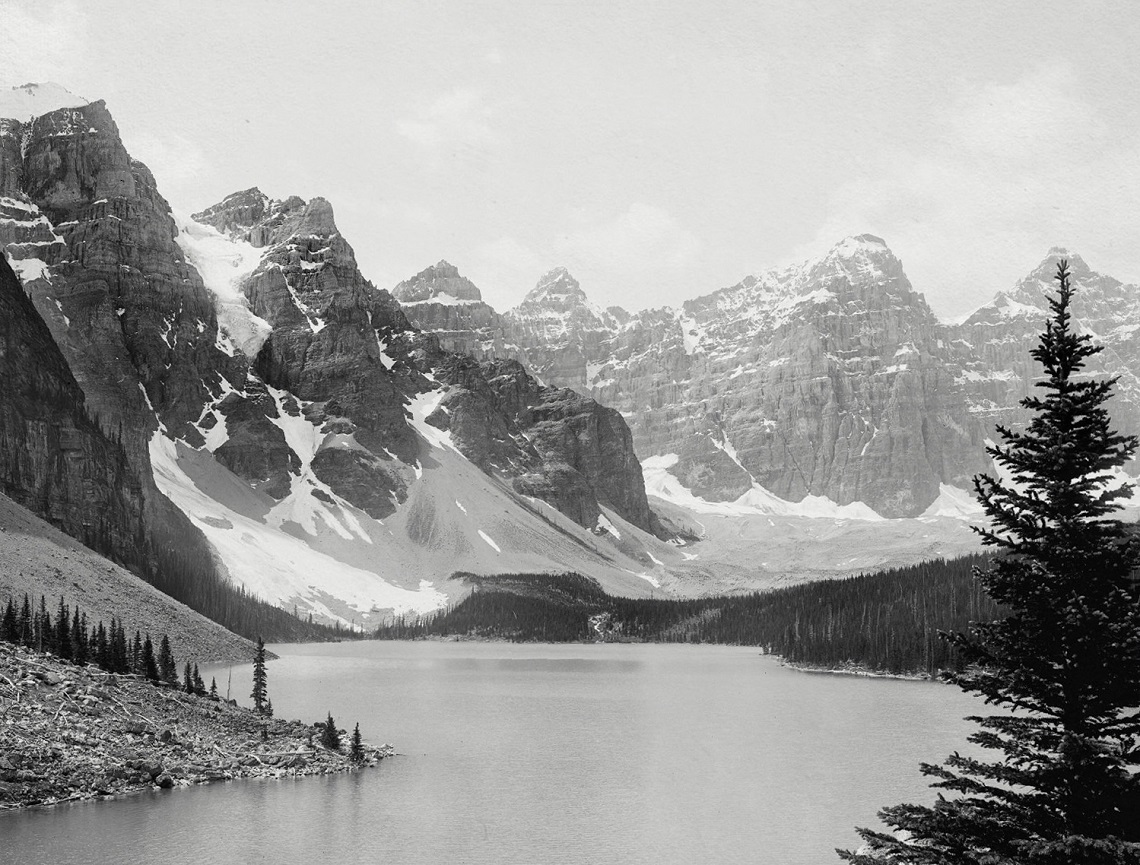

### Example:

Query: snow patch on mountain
xmin=0 ymin=83 xmax=88 ymax=121
xmin=643 ymin=453 xmax=883 ymax=520
xmin=920 ymin=484 xmax=983 ymax=519
xmin=148 ymin=432 xmax=445 ymax=621
xmin=174 ymin=212 xmax=270 ymax=357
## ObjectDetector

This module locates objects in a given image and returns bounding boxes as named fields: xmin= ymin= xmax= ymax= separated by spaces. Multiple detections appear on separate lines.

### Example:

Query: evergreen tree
xmin=158 ymin=635 xmax=178 ymax=685
xmin=349 ymin=723 xmax=365 ymax=763
xmin=193 ymin=664 xmax=205 ymax=696
xmin=35 ymin=595 xmax=48 ymax=652
xmin=54 ymin=597 xmax=71 ymax=661
xmin=94 ymin=622 xmax=110 ymax=670
xmin=142 ymin=634 xmax=159 ymax=682
xmin=320 ymin=712 xmax=341 ymax=751
xmin=131 ymin=630 xmax=143 ymax=675
xmin=19 ymin=594 xmax=33 ymax=648
xmin=1 ymin=599 xmax=16 ymax=643
xmin=841 ymin=261 xmax=1140 ymax=862
xmin=209 ymin=677 xmax=218 ymax=699
xmin=72 ymin=610 xmax=88 ymax=666
xmin=111 ymin=621 xmax=129 ymax=674
xmin=251 ymin=636 xmax=268 ymax=714
xmin=184 ymin=661 xmax=194 ymax=694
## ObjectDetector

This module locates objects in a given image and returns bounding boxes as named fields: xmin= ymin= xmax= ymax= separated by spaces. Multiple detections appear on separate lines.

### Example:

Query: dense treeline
xmin=0 ymin=592 xmax=211 ymax=693
xmin=375 ymin=555 xmax=1000 ymax=675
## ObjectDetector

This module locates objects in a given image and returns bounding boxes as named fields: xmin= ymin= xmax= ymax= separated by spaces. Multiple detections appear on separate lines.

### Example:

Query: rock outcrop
xmin=502 ymin=267 xmax=625 ymax=390
xmin=187 ymin=190 xmax=656 ymax=533
xmin=392 ymin=260 xmax=510 ymax=360
xmin=0 ymin=640 xmax=391 ymax=811
xmin=0 ymin=254 xmax=146 ymax=563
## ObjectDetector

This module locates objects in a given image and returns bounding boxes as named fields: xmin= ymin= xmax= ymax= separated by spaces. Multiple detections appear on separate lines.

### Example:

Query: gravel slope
xmin=0 ymin=492 xmax=253 ymax=663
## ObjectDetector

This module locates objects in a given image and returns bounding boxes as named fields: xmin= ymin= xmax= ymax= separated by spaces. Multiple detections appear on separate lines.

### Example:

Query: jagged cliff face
xmin=0 ymin=91 xmax=665 ymax=624
xmin=598 ymin=237 xmax=991 ymax=517
xmin=0 ymin=97 xmax=243 ymax=472
xmin=396 ymin=238 xmax=1140 ymax=518
xmin=397 ymin=239 xmax=992 ymax=517
xmin=390 ymin=260 xmax=509 ymax=360
xmin=0 ymin=254 xmax=145 ymax=562
xmin=950 ymin=249 xmax=1140 ymax=461
xmin=186 ymin=190 xmax=654 ymax=533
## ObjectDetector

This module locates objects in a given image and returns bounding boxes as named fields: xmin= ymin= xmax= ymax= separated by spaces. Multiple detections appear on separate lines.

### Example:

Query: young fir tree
xmin=142 ymin=634 xmax=159 ymax=682
xmin=54 ymin=597 xmax=71 ymax=661
xmin=320 ymin=713 xmax=341 ymax=751
xmin=209 ymin=677 xmax=218 ymax=699
xmin=158 ymin=635 xmax=178 ymax=685
xmin=840 ymin=261 xmax=1140 ymax=863
xmin=19 ymin=594 xmax=33 ymax=648
xmin=251 ymin=636 xmax=268 ymax=714
xmin=193 ymin=664 xmax=205 ymax=696
xmin=349 ymin=723 xmax=365 ymax=763
xmin=1 ymin=599 xmax=16 ymax=643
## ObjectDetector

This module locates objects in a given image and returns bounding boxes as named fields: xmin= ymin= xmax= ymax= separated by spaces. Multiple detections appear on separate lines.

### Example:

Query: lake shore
xmin=0 ymin=641 xmax=391 ymax=812
xmin=780 ymin=659 xmax=936 ymax=681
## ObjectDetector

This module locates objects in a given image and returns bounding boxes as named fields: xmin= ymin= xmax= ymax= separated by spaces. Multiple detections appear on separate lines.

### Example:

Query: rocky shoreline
xmin=780 ymin=658 xmax=937 ymax=681
xmin=0 ymin=641 xmax=391 ymax=811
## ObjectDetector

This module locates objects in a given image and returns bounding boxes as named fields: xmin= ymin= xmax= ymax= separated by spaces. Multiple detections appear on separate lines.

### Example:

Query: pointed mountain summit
xmin=392 ymin=259 xmax=484 ymax=304
xmin=520 ymin=267 xmax=591 ymax=305
xmin=952 ymin=248 xmax=1140 ymax=450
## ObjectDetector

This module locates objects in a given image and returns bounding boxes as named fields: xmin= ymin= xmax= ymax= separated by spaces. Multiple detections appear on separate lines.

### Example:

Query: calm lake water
xmin=2 ymin=642 xmax=979 ymax=864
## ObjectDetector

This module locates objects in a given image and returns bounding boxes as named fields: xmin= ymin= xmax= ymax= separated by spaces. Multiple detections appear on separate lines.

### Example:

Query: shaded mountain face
xmin=395 ymin=240 xmax=1140 ymax=518
xmin=0 ymin=253 xmax=145 ymax=563
xmin=0 ymin=96 xmax=662 ymax=625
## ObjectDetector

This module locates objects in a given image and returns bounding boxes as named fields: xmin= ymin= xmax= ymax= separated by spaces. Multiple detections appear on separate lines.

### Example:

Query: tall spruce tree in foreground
xmin=840 ymin=261 xmax=1140 ymax=863
xmin=251 ymin=636 xmax=268 ymax=714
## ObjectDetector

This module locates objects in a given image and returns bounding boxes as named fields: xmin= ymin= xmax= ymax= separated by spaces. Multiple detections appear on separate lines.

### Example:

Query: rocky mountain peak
xmin=392 ymin=260 xmax=484 ymax=304
xmin=807 ymin=233 xmax=903 ymax=283
xmin=190 ymin=187 xmax=269 ymax=235
xmin=523 ymin=267 xmax=589 ymax=305
xmin=0 ymin=82 xmax=89 ymax=121
xmin=969 ymin=248 xmax=1114 ymax=325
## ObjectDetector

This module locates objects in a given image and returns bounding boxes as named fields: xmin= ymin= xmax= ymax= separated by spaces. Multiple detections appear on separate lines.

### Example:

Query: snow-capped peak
xmin=830 ymin=234 xmax=890 ymax=259
xmin=0 ymin=82 xmax=89 ymax=122
xmin=527 ymin=266 xmax=584 ymax=302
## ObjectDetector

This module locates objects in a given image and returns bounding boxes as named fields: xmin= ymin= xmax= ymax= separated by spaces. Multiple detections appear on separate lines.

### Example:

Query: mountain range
xmin=2 ymin=83 xmax=1137 ymax=627
xmin=397 ymin=242 xmax=1140 ymax=519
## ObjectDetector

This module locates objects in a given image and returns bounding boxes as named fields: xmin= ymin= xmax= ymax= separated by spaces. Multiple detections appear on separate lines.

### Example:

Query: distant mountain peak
xmin=525 ymin=267 xmax=586 ymax=303
xmin=0 ymin=82 xmax=89 ymax=121
xmin=392 ymin=260 xmax=483 ymax=304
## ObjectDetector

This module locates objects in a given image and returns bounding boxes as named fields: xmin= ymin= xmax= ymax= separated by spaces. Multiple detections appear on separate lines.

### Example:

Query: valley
xmin=3 ymin=85 xmax=1140 ymax=634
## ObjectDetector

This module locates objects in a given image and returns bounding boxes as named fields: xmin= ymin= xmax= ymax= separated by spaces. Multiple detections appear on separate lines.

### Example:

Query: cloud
xmin=0 ymin=3 xmax=86 ymax=85
xmin=555 ymin=203 xmax=703 ymax=272
xmin=126 ymin=130 xmax=209 ymax=190
xmin=946 ymin=63 xmax=1102 ymax=161
xmin=468 ymin=205 xmax=704 ymax=310
xmin=790 ymin=63 xmax=1140 ymax=321
xmin=395 ymin=86 xmax=500 ymax=155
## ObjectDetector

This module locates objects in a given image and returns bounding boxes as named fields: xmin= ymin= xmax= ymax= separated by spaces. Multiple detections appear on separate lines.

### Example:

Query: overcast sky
xmin=3 ymin=1 xmax=1138 ymax=319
